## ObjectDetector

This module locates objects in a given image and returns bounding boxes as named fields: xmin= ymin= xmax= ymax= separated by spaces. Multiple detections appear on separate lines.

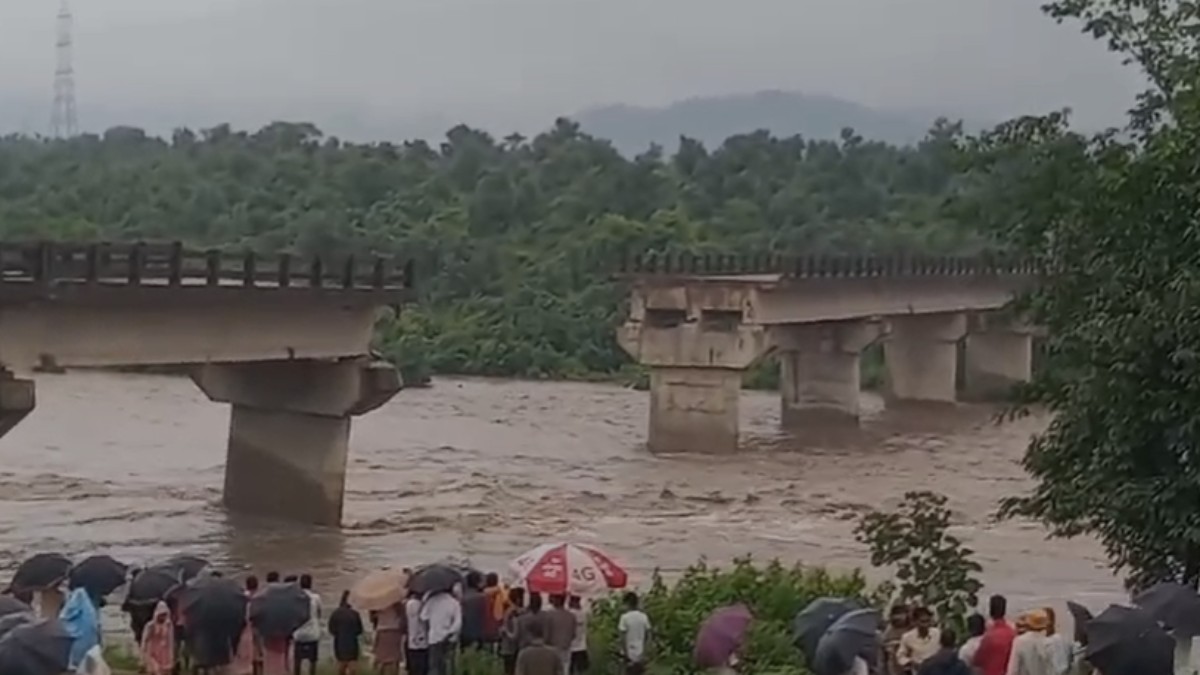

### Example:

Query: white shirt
xmin=617 ymin=610 xmax=650 ymax=662
xmin=959 ymin=636 xmax=983 ymax=668
xmin=1174 ymin=633 xmax=1195 ymax=675
xmin=570 ymin=608 xmax=588 ymax=652
xmin=293 ymin=590 xmax=323 ymax=643
xmin=421 ymin=593 xmax=462 ymax=646
xmin=406 ymin=598 xmax=428 ymax=649
xmin=1006 ymin=632 xmax=1055 ymax=675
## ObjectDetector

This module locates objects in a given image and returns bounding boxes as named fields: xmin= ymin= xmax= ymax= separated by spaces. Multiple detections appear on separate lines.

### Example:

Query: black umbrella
xmin=1066 ymin=600 xmax=1093 ymax=639
xmin=159 ymin=554 xmax=209 ymax=582
xmin=68 ymin=555 xmax=128 ymax=598
xmin=1133 ymin=581 xmax=1200 ymax=635
xmin=126 ymin=566 xmax=183 ymax=606
xmin=0 ymin=613 xmax=32 ymax=641
xmin=0 ymin=619 xmax=72 ymax=675
xmin=792 ymin=597 xmax=861 ymax=663
xmin=249 ymin=583 xmax=311 ymax=639
xmin=179 ymin=575 xmax=246 ymax=632
xmin=0 ymin=596 xmax=31 ymax=619
xmin=812 ymin=609 xmax=881 ymax=675
xmin=408 ymin=563 xmax=466 ymax=596
xmin=1085 ymin=604 xmax=1174 ymax=675
xmin=8 ymin=554 xmax=72 ymax=593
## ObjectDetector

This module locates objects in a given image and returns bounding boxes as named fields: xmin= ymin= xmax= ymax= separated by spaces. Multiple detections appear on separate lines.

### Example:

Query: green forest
xmin=0 ymin=118 xmax=991 ymax=384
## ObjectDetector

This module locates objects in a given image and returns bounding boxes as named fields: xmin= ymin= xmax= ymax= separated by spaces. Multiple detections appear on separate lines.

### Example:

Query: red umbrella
xmin=509 ymin=543 xmax=628 ymax=596
xmin=695 ymin=604 xmax=754 ymax=668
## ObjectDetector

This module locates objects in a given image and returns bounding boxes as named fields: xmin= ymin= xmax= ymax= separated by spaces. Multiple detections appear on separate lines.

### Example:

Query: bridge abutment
xmin=962 ymin=315 xmax=1033 ymax=401
xmin=191 ymin=358 xmax=402 ymax=525
xmin=884 ymin=313 xmax=967 ymax=403
xmin=775 ymin=321 xmax=881 ymax=426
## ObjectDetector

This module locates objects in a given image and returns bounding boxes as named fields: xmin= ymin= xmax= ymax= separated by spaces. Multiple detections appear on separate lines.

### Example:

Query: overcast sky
xmin=0 ymin=0 xmax=1146 ymax=137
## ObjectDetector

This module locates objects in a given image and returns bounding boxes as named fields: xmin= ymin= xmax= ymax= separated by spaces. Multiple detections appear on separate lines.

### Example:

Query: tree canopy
xmin=0 ymin=118 xmax=986 ymax=383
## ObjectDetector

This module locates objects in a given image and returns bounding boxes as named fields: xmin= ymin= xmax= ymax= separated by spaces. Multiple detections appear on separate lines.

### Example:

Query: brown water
xmin=0 ymin=372 xmax=1121 ymax=611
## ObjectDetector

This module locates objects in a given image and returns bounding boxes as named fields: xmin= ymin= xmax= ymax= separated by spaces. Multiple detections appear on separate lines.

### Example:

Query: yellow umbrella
xmin=349 ymin=567 xmax=408 ymax=612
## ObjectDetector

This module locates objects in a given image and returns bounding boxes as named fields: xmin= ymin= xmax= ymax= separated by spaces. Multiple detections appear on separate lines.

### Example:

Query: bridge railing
xmin=616 ymin=252 xmax=1037 ymax=277
xmin=0 ymin=241 xmax=415 ymax=291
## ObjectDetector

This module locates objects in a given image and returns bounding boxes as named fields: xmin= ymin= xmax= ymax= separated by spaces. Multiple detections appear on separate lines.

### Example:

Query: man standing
xmin=897 ymin=607 xmax=941 ymax=674
xmin=460 ymin=572 xmax=488 ymax=651
xmin=423 ymin=587 xmax=463 ymax=675
xmin=617 ymin=592 xmax=651 ymax=675
xmin=972 ymin=595 xmax=1016 ymax=675
xmin=514 ymin=621 xmax=563 ymax=675
xmin=292 ymin=574 xmax=322 ymax=675
xmin=544 ymin=594 xmax=577 ymax=675
xmin=881 ymin=605 xmax=911 ymax=675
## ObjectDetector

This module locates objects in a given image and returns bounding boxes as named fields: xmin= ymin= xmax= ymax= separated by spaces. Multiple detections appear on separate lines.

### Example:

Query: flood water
xmin=0 ymin=372 xmax=1122 ymax=611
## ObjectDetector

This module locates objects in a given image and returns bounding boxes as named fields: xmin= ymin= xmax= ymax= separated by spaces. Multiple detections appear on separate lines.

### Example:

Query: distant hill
xmin=573 ymin=90 xmax=969 ymax=154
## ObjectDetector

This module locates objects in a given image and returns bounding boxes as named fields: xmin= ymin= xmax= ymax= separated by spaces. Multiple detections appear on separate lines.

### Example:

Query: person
xmin=262 ymin=633 xmax=292 ymax=675
xmin=1042 ymin=608 xmax=1073 ymax=675
xmin=37 ymin=585 xmax=65 ymax=621
xmin=328 ymin=590 xmax=364 ymax=675
xmin=567 ymin=596 xmax=589 ymax=675
xmin=959 ymin=614 xmax=986 ymax=671
xmin=233 ymin=575 xmax=262 ymax=675
xmin=460 ymin=571 xmax=488 ymax=651
xmin=373 ymin=599 xmax=405 ymax=675
xmin=517 ymin=593 xmax=552 ymax=652
xmin=1007 ymin=610 xmax=1055 ymax=675
xmin=515 ymin=620 xmax=564 ymax=675
xmin=483 ymin=573 xmax=506 ymax=651
xmin=545 ymin=594 xmax=578 ymax=675
xmin=123 ymin=594 xmax=157 ymax=646
xmin=882 ymin=605 xmax=912 ymax=675
xmin=973 ymin=595 xmax=1017 ymax=675
xmin=266 ymin=572 xmax=281 ymax=584
xmin=500 ymin=587 xmax=528 ymax=675
xmin=141 ymin=601 xmax=176 ymax=675
xmin=918 ymin=629 xmax=971 ymax=675
xmin=292 ymin=574 xmax=322 ymax=675
xmin=405 ymin=589 xmax=430 ymax=675
xmin=1070 ymin=617 xmax=1092 ymax=675
xmin=423 ymin=587 xmax=463 ymax=675
xmin=60 ymin=587 xmax=101 ymax=672
xmin=897 ymin=607 xmax=941 ymax=673
xmin=617 ymin=592 xmax=651 ymax=675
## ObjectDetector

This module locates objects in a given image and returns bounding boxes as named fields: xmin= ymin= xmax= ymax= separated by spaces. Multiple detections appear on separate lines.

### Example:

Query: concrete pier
xmin=0 ymin=370 xmax=35 ymax=438
xmin=648 ymin=366 xmax=742 ymax=454
xmin=777 ymin=321 xmax=881 ymax=426
xmin=963 ymin=316 xmax=1033 ymax=400
xmin=192 ymin=358 xmax=403 ymax=525
xmin=884 ymin=313 xmax=967 ymax=403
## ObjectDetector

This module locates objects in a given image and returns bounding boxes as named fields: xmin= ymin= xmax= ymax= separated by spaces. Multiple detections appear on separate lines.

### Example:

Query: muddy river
xmin=0 ymin=372 xmax=1121 ymax=611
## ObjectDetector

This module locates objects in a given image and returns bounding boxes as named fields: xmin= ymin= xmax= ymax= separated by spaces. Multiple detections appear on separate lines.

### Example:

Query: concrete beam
xmin=884 ymin=313 xmax=967 ymax=403
xmin=647 ymin=366 xmax=741 ymax=454
xmin=617 ymin=318 xmax=771 ymax=370
xmin=774 ymin=321 xmax=882 ymax=426
xmin=192 ymin=358 xmax=403 ymax=525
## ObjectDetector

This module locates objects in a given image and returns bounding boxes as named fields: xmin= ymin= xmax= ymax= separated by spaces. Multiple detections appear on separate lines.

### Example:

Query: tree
xmin=962 ymin=0 xmax=1200 ymax=589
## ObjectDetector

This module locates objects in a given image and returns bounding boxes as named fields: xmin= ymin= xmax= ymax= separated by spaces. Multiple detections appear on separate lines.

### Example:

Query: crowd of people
xmin=875 ymin=595 xmax=1088 ymax=675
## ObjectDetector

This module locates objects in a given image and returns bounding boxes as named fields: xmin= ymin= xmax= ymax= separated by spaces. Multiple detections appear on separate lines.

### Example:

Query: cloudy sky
xmin=0 ymin=0 xmax=1145 ymax=138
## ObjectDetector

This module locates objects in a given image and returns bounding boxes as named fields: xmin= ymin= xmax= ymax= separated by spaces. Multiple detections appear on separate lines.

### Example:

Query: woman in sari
xmin=141 ymin=602 xmax=176 ymax=675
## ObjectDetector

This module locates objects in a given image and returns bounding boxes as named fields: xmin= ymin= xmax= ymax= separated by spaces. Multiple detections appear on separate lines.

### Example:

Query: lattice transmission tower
xmin=50 ymin=0 xmax=78 ymax=138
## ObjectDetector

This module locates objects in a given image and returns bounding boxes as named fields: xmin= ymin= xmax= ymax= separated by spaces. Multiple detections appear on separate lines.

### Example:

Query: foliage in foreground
xmin=955 ymin=0 xmax=1200 ymax=590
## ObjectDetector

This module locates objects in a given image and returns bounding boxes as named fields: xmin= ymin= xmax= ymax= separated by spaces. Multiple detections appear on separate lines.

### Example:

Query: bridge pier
xmin=962 ymin=315 xmax=1033 ymax=401
xmin=648 ymin=366 xmax=742 ymax=454
xmin=0 ymin=369 xmax=36 ymax=439
xmin=884 ymin=313 xmax=967 ymax=403
xmin=192 ymin=358 xmax=402 ymax=526
xmin=776 ymin=321 xmax=881 ymax=426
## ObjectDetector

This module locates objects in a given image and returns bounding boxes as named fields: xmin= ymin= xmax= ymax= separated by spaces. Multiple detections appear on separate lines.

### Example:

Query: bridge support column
xmin=0 ymin=369 xmax=36 ymax=439
xmin=884 ymin=313 xmax=966 ymax=403
xmin=191 ymin=358 xmax=402 ymax=526
xmin=776 ymin=321 xmax=881 ymax=426
xmin=963 ymin=315 xmax=1033 ymax=401
xmin=648 ymin=367 xmax=741 ymax=454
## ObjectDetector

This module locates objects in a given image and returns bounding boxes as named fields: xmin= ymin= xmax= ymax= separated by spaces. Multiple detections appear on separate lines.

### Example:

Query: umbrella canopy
xmin=1085 ymin=604 xmax=1174 ymax=675
xmin=126 ymin=566 xmax=183 ymax=606
xmin=349 ymin=568 xmax=408 ymax=612
xmin=68 ymin=555 xmax=128 ymax=599
xmin=0 ymin=613 xmax=33 ymax=641
xmin=812 ymin=609 xmax=881 ymax=675
xmin=1066 ymin=601 xmax=1094 ymax=638
xmin=509 ymin=543 xmax=629 ymax=596
xmin=249 ymin=583 xmax=311 ymax=639
xmin=158 ymin=555 xmax=209 ymax=582
xmin=408 ymin=564 xmax=466 ymax=597
xmin=1133 ymin=581 xmax=1200 ymax=635
xmin=0 ymin=596 xmax=32 ymax=619
xmin=8 ymin=554 xmax=72 ymax=593
xmin=694 ymin=604 xmax=754 ymax=669
xmin=792 ymin=597 xmax=861 ymax=663
xmin=0 ymin=619 xmax=73 ymax=675
xmin=179 ymin=575 xmax=246 ymax=633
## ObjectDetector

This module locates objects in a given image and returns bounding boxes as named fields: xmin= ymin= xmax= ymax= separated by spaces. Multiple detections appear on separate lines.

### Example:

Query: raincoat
xmin=59 ymin=587 xmax=101 ymax=669
xmin=140 ymin=602 xmax=175 ymax=675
